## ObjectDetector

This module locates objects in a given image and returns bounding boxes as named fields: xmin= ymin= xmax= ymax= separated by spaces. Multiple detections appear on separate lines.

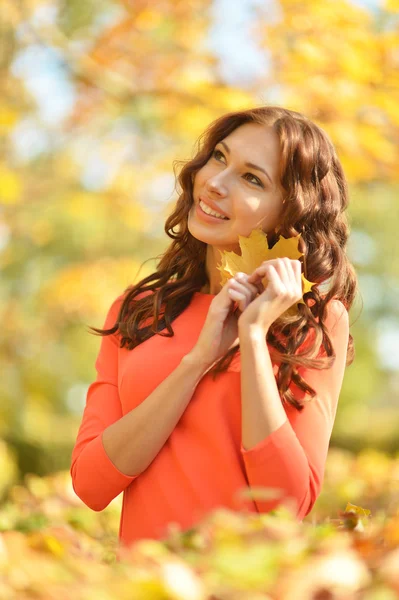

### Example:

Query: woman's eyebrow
xmin=219 ymin=140 xmax=273 ymax=185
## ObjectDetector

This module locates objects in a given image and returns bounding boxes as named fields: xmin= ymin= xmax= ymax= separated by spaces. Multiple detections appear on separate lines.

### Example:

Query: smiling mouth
xmin=198 ymin=199 xmax=229 ymax=220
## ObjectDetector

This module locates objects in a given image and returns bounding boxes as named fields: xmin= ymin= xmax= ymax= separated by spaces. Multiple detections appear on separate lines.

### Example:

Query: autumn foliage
xmin=1 ymin=0 xmax=399 ymax=596
xmin=1 ymin=448 xmax=399 ymax=599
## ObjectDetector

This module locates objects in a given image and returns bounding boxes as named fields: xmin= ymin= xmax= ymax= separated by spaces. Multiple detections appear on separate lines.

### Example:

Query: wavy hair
xmin=90 ymin=106 xmax=357 ymax=411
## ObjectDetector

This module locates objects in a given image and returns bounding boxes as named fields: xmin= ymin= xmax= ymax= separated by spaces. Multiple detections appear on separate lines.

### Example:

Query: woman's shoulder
xmin=323 ymin=298 xmax=349 ymax=337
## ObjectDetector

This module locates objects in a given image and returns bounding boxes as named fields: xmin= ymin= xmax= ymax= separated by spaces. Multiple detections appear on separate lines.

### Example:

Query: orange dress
xmin=70 ymin=291 xmax=349 ymax=548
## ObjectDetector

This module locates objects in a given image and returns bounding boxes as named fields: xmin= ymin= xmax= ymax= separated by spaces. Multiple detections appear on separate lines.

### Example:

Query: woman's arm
xmin=101 ymin=353 xmax=207 ymax=477
xmin=71 ymin=297 xmax=208 ymax=511
xmin=239 ymin=325 xmax=287 ymax=449
xmin=238 ymin=299 xmax=349 ymax=519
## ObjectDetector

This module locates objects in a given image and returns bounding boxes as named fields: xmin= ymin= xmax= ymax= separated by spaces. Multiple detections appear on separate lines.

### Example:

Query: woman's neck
xmin=201 ymin=245 xmax=225 ymax=295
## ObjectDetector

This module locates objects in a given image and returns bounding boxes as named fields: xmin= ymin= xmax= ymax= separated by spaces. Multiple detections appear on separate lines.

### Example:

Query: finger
xmin=274 ymin=258 xmax=300 ymax=300
xmin=222 ymin=279 xmax=242 ymax=314
xmin=228 ymin=278 xmax=254 ymax=309
xmin=274 ymin=258 xmax=291 ymax=286
xmin=247 ymin=270 xmax=267 ymax=287
xmin=234 ymin=272 xmax=261 ymax=296
xmin=228 ymin=287 xmax=247 ymax=312
xmin=292 ymin=259 xmax=302 ymax=282
xmin=247 ymin=259 xmax=283 ymax=284
xmin=288 ymin=260 xmax=302 ymax=298
xmin=261 ymin=265 xmax=285 ymax=297
xmin=249 ymin=259 xmax=301 ymax=292
xmin=281 ymin=257 xmax=300 ymax=290
xmin=263 ymin=263 xmax=302 ymax=305
xmin=283 ymin=258 xmax=301 ymax=279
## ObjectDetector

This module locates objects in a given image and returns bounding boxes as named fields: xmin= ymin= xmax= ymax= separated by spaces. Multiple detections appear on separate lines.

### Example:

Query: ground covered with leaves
xmin=0 ymin=448 xmax=398 ymax=600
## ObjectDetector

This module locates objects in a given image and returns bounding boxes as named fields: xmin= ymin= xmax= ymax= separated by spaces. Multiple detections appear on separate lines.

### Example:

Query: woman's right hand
xmin=189 ymin=273 xmax=262 ymax=371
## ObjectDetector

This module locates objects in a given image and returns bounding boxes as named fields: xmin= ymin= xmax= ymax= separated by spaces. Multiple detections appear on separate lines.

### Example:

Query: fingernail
xmin=235 ymin=272 xmax=245 ymax=280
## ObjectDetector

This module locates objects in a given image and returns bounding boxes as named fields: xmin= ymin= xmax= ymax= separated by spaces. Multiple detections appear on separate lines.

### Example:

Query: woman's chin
xmin=187 ymin=219 xmax=213 ymax=245
xmin=188 ymin=227 xmax=224 ymax=247
xmin=188 ymin=217 xmax=231 ymax=243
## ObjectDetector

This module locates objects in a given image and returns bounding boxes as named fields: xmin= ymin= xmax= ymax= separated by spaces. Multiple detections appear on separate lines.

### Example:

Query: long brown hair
xmin=90 ymin=106 xmax=357 ymax=410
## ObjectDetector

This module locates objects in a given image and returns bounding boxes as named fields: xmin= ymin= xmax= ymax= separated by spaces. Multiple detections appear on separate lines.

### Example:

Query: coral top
xmin=70 ymin=291 xmax=349 ymax=548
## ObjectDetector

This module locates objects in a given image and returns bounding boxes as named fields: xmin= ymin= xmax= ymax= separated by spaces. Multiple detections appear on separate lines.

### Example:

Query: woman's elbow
xmin=70 ymin=464 xmax=111 ymax=512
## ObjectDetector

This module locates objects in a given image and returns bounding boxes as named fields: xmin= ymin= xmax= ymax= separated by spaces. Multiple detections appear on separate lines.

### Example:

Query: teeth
xmin=199 ymin=200 xmax=228 ymax=220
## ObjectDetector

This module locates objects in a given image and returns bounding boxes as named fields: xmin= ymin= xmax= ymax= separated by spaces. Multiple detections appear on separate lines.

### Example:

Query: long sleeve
xmin=70 ymin=295 xmax=137 ymax=511
xmin=240 ymin=299 xmax=349 ymax=520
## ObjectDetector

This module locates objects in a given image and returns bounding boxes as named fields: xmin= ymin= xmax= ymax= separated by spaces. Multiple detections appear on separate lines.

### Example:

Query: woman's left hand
xmin=229 ymin=258 xmax=303 ymax=335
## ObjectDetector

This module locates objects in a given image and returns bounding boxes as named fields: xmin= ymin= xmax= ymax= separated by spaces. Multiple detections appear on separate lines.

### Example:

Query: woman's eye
xmin=212 ymin=149 xmax=263 ymax=188
xmin=244 ymin=173 xmax=263 ymax=187
xmin=212 ymin=149 xmax=224 ymax=160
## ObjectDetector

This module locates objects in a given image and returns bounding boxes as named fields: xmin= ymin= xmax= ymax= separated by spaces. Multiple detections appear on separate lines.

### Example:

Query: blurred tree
xmin=0 ymin=0 xmax=398 ymax=486
xmin=255 ymin=0 xmax=399 ymax=449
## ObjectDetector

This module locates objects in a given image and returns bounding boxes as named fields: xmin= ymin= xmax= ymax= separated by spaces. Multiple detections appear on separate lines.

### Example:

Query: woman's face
xmin=188 ymin=122 xmax=284 ymax=253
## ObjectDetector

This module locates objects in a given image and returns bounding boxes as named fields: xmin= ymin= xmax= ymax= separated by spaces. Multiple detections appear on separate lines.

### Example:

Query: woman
xmin=70 ymin=106 xmax=357 ymax=549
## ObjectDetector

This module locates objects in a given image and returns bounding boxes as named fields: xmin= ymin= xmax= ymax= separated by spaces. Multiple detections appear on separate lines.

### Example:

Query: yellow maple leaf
xmin=216 ymin=228 xmax=315 ymax=309
xmin=344 ymin=502 xmax=371 ymax=518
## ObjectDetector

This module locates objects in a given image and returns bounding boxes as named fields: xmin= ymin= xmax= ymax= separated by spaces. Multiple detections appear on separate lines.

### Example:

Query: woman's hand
xmin=189 ymin=275 xmax=261 ymax=371
xmin=237 ymin=258 xmax=303 ymax=335
xmin=189 ymin=257 xmax=302 ymax=370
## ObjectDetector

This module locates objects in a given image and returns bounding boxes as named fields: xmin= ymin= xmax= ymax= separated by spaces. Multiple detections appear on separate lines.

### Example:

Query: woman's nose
xmin=206 ymin=175 xmax=227 ymax=197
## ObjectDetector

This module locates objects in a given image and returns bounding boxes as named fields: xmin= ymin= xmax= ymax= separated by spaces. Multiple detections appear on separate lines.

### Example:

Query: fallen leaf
xmin=345 ymin=502 xmax=372 ymax=518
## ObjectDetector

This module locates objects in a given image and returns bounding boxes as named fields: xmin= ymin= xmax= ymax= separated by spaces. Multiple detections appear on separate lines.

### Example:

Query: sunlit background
xmin=1 ymin=2 xmax=399 ymax=597
xmin=1 ymin=0 xmax=398 ymax=501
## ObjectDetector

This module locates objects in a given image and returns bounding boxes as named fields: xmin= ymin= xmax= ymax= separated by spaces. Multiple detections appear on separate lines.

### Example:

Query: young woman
xmin=70 ymin=106 xmax=357 ymax=549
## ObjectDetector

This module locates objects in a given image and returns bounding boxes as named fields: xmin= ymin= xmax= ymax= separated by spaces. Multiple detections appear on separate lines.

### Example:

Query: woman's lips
xmin=195 ymin=202 xmax=230 ymax=223
xmin=199 ymin=196 xmax=230 ymax=219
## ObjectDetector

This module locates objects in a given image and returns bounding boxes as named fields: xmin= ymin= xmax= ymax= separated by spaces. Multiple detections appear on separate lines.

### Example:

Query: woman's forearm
xmin=102 ymin=353 xmax=208 ymax=476
xmin=239 ymin=325 xmax=287 ymax=450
